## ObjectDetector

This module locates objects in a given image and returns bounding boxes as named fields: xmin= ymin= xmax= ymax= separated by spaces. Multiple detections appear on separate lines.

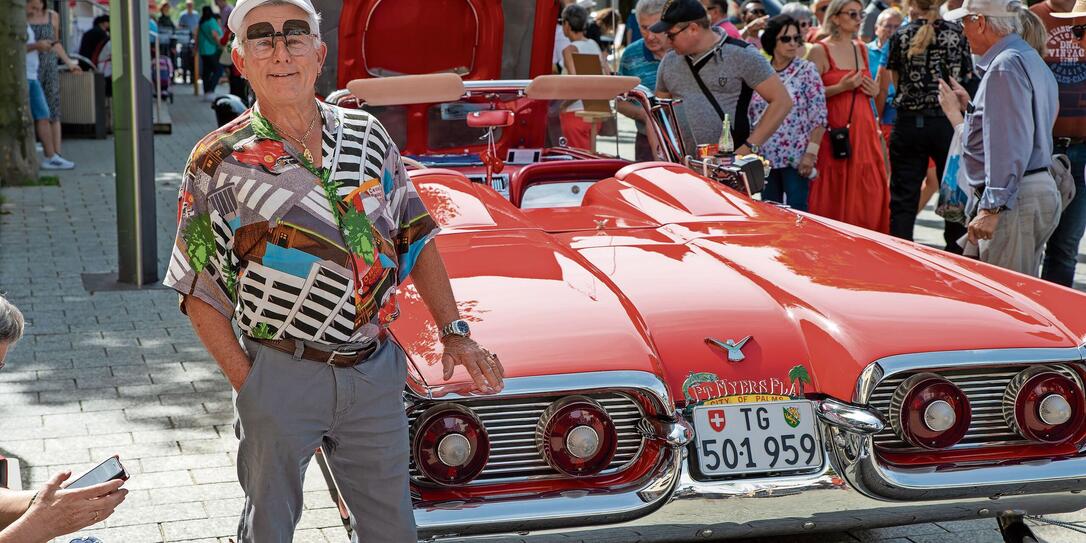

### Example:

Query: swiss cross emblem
xmin=708 ymin=409 xmax=727 ymax=432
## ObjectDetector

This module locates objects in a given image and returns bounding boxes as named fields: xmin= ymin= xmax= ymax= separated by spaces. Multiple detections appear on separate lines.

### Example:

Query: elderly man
xmin=943 ymin=0 xmax=1061 ymax=275
xmin=618 ymin=0 xmax=672 ymax=160
xmin=163 ymin=0 xmax=504 ymax=541
xmin=653 ymin=0 xmax=792 ymax=156
xmin=0 ymin=296 xmax=128 ymax=543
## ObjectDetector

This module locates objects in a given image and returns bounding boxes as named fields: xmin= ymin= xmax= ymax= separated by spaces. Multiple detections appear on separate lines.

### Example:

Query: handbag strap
xmin=844 ymin=42 xmax=858 ymax=128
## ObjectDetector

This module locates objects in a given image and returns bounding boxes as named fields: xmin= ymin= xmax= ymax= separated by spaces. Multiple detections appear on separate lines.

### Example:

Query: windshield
xmin=357 ymin=95 xmax=646 ymax=164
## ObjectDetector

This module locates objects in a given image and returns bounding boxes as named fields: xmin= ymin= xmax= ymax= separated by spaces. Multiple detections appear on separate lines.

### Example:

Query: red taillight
xmin=412 ymin=403 xmax=489 ymax=486
xmin=1003 ymin=366 xmax=1085 ymax=443
xmin=535 ymin=396 xmax=617 ymax=477
xmin=889 ymin=373 xmax=971 ymax=449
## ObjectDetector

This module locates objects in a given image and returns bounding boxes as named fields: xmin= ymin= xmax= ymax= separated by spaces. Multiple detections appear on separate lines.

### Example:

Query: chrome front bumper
xmin=418 ymin=397 xmax=1086 ymax=541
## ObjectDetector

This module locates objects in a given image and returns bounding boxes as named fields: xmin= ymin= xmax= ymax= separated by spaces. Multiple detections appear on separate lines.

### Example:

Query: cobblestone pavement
xmin=1 ymin=85 xmax=1085 ymax=543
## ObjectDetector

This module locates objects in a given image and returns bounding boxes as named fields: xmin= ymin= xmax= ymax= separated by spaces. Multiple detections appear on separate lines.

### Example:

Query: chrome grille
xmin=409 ymin=392 xmax=645 ymax=484
xmin=869 ymin=364 xmax=1081 ymax=451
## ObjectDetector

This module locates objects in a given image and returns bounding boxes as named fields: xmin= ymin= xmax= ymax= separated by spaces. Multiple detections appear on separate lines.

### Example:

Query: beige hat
xmin=227 ymin=0 xmax=318 ymax=34
xmin=1051 ymin=0 xmax=1086 ymax=18
xmin=944 ymin=0 xmax=1022 ymax=21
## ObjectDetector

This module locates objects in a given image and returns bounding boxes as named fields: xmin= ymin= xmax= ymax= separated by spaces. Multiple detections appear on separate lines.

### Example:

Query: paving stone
xmin=151 ymin=482 xmax=245 ymax=505
xmin=132 ymin=427 xmax=220 ymax=444
xmin=104 ymin=500 xmax=207 ymax=528
xmin=187 ymin=464 xmax=238 ymax=486
xmin=203 ymin=497 xmax=245 ymax=518
xmin=90 ymin=441 xmax=183 ymax=461
xmin=65 ymin=522 xmax=164 ymax=543
xmin=44 ymin=431 xmax=133 ymax=451
xmin=908 ymin=530 xmax=1004 ymax=543
xmin=141 ymin=452 xmax=232 ymax=473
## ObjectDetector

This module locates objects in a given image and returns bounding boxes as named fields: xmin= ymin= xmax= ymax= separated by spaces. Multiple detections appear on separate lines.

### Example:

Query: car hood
xmin=394 ymin=168 xmax=1086 ymax=403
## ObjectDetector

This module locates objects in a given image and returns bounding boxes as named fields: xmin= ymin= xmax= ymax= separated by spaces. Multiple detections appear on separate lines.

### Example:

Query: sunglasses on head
xmin=1074 ymin=24 xmax=1086 ymax=39
xmin=778 ymin=34 xmax=802 ymax=44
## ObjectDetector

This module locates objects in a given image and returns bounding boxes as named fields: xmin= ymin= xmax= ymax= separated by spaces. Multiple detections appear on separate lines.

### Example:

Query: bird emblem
xmin=706 ymin=336 xmax=753 ymax=362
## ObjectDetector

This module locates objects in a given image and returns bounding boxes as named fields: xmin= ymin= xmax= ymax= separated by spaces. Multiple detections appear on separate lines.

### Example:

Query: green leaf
xmin=341 ymin=209 xmax=376 ymax=264
xmin=182 ymin=213 xmax=216 ymax=273
xmin=250 ymin=322 xmax=277 ymax=339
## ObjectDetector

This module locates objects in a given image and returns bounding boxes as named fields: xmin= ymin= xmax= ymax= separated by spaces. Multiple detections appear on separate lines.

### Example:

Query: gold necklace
xmin=269 ymin=110 xmax=320 ymax=164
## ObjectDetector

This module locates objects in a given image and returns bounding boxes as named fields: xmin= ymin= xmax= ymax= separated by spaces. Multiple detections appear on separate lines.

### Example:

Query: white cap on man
xmin=944 ymin=0 xmax=1022 ymax=21
xmin=227 ymin=0 xmax=318 ymax=33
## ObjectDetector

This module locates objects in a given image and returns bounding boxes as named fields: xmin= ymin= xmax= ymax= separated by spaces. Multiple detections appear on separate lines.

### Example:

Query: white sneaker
xmin=40 ymin=155 xmax=75 ymax=170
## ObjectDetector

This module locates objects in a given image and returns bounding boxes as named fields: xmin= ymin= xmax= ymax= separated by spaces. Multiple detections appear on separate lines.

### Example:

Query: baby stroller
xmin=155 ymin=54 xmax=174 ymax=103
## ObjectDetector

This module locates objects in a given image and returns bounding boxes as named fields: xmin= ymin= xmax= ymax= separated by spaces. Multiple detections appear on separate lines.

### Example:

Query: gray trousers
xmin=978 ymin=171 xmax=1062 ymax=277
xmin=234 ymin=336 xmax=416 ymax=543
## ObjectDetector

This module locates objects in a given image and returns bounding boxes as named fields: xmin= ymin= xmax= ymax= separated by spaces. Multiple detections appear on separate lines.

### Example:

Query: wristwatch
xmin=743 ymin=141 xmax=762 ymax=154
xmin=440 ymin=319 xmax=471 ymax=341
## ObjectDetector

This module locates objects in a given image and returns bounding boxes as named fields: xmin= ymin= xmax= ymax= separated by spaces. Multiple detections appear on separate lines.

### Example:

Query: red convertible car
xmin=310 ymin=1 xmax=1086 ymax=541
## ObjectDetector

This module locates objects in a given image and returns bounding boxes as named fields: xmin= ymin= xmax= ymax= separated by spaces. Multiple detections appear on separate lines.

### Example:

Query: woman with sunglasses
xmin=807 ymin=0 xmax=891 ymax=233
xmin=881 ymin=0 xmax=973 ymax=252
xmin=748 ymin=15 xmax=827 ymax=210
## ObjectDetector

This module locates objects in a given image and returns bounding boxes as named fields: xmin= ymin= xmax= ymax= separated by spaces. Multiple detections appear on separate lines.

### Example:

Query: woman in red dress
xmin=806 ymin=0 xmax=890 ymax=233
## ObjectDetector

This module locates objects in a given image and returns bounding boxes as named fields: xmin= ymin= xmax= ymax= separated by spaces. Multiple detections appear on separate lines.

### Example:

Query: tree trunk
xmin=0 ymin=0 xmax=40 ymax=186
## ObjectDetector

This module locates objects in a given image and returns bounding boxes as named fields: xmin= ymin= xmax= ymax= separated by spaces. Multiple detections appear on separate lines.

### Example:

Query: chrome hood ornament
xmin=706 ymin=336 xmax=752 ymax=362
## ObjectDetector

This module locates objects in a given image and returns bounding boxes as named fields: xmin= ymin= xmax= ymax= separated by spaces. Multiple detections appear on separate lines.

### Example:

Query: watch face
xmin=453 ymin=320 xmax=470 ymax=335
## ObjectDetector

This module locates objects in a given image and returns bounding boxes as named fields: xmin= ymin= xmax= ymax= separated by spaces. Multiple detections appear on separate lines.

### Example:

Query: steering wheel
xmin=402 ymin=156 xmax=426 ymax=170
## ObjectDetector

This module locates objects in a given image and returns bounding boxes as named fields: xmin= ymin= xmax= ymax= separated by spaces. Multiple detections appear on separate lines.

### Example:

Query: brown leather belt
xmin=251 ymin=332 xmax=385 ymax=367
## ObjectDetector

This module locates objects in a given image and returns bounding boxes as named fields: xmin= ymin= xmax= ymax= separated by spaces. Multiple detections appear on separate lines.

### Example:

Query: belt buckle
xmin=327 ymin=348 xmax=360 ymax=366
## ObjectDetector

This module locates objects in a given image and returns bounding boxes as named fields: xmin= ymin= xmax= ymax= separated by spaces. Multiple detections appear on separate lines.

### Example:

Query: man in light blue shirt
xmin=944 ymin=0 xmax=1061 ymax=276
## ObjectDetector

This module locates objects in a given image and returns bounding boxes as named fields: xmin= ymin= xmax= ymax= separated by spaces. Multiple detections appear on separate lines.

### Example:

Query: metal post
xmin=111 ymin=0 xmax=158 ymax=286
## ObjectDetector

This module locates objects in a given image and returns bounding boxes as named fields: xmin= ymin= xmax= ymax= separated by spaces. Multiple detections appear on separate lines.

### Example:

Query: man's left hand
xmin=968 ymin=209 xmax=1001 ymax=244
xmin=441 ymin=336 xmax=505 ymax=394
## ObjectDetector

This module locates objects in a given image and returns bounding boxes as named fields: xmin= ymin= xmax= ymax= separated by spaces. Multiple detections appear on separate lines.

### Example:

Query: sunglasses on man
xmin=665 ymin=24 xmax=690 ymax=41
xmin=746 ymin=7 xmax=767 ymax=15
xmin=778 ymin=34 xmax=803 ymax=44
xmin=243 ymin=19 xmax=316 ymax=59
xmin=1073 ymin=23 xmax=1086 ymax=39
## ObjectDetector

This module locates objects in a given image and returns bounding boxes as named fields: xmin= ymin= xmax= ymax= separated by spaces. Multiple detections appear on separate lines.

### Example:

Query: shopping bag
xmin=936 ymin=124 xmax=970 ymax=226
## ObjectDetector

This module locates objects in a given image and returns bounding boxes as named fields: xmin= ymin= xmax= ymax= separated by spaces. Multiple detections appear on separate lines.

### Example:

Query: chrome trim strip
xmin=413 ymin=371 xmax=674 ymax=414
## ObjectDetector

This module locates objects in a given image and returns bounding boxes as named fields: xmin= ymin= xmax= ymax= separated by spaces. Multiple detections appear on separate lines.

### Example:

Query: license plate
xmin=692 ymin=401 xmax=822 ymax=476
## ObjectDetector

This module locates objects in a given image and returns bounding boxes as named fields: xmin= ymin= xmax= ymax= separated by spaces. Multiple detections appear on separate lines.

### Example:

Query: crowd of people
xmin=21 ymin=1 xmax=247 ymax=174
xmin=600 ymin=0 xmax=1085 ymax=283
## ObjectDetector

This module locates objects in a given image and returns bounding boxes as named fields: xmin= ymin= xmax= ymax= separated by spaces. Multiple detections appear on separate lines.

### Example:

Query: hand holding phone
xmin=66 ymin=456 xmax=129 ymax=489
xmin=18 ymin=466 xmax=128 ymax=540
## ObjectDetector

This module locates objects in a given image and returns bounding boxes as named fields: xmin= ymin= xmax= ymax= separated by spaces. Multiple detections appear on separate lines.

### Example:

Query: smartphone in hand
xmin=66 ymin=456 xmax=128 ymax=490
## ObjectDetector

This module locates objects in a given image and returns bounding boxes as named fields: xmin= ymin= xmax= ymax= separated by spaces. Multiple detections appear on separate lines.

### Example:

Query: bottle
xmin=717 ymin=114 xmax=734 ymax=156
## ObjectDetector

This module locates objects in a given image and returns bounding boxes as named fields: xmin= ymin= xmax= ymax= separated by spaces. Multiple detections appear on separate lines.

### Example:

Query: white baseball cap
xmin=944 ymin=0 xmax=1022 ymax=21
xmin=227 ymin=0 xmax=318 ymax=34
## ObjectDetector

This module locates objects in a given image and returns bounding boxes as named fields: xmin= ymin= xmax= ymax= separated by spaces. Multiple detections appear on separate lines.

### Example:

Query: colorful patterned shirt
xmin=747 ymin=58 xmax=827 ymax=170
xmin=164 ymin=100 xmax=439 ymax=344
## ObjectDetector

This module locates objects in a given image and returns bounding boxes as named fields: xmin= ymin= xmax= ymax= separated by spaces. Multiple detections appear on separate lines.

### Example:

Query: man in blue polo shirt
xmin=618 ymin=0 xmax=671 ymax=160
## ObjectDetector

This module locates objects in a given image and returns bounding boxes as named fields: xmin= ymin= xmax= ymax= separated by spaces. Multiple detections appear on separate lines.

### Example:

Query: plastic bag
xmin=936 ymin=124 xmax=970 ymax=226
